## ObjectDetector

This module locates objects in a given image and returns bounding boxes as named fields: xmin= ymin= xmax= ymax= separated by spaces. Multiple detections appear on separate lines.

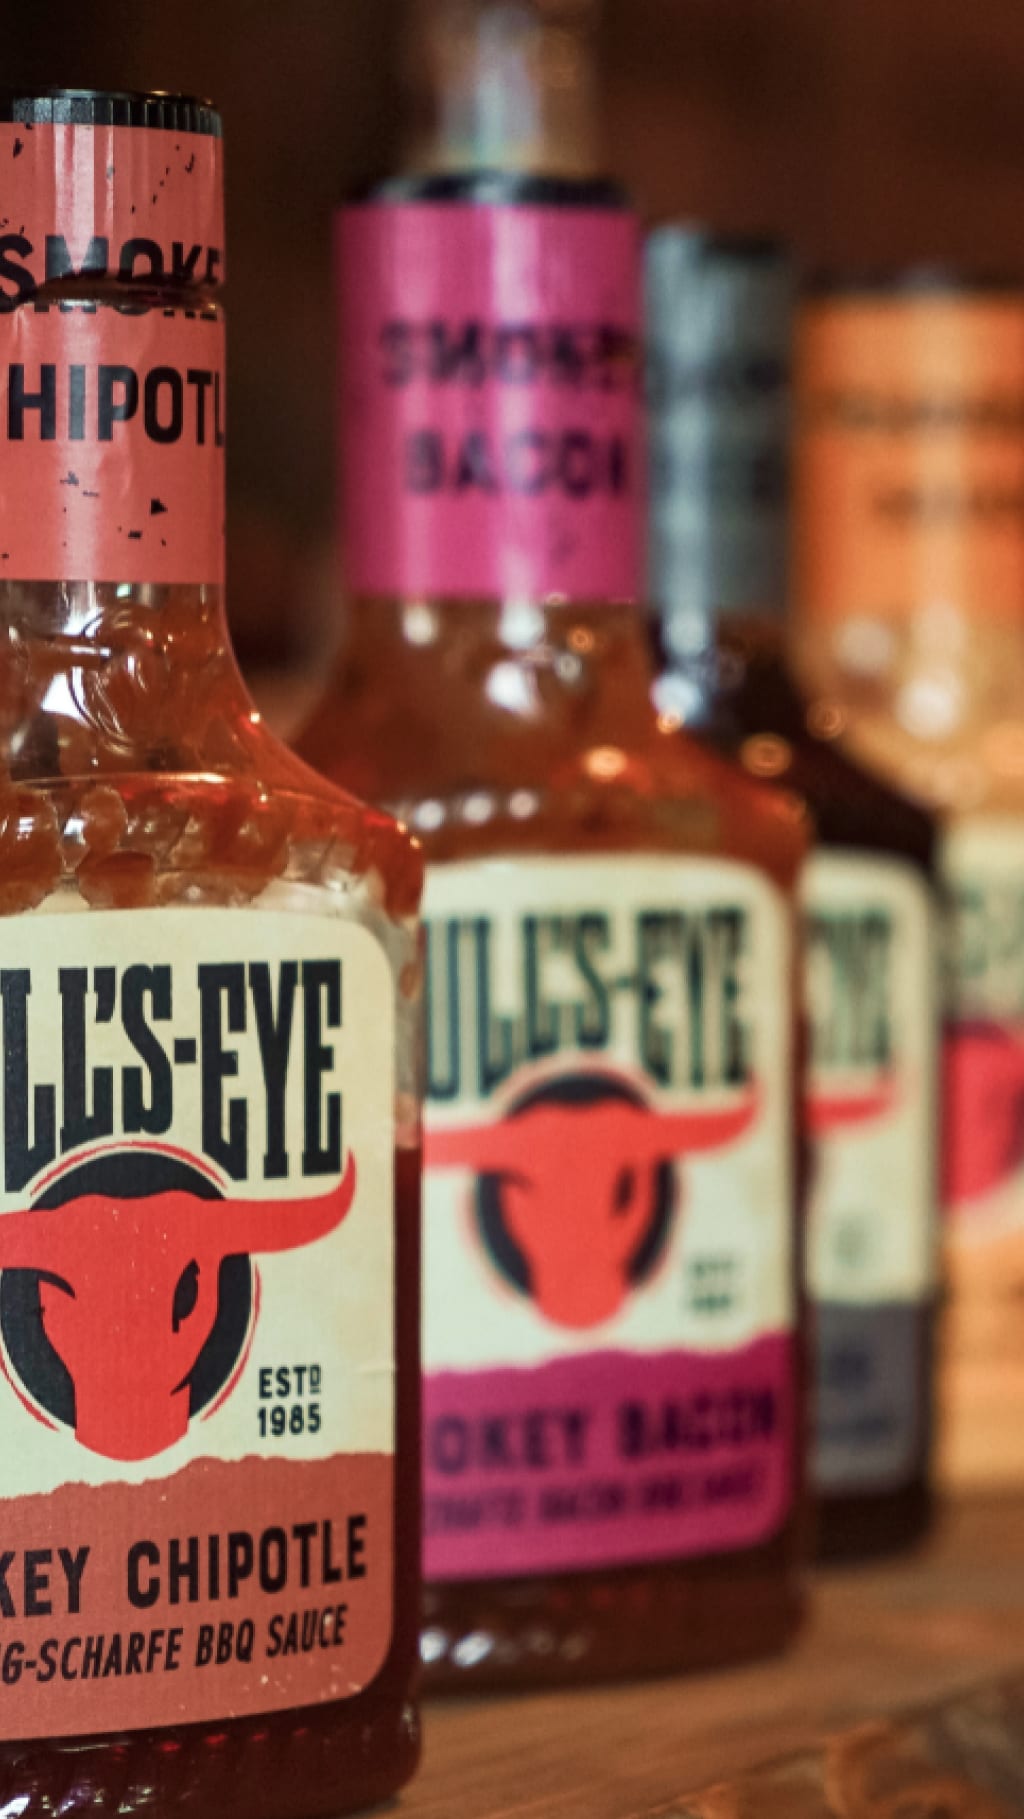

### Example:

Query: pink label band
xmin=423 ymin=1334 xmax=793 ymax=1581
xmin=0 ymin=307 xmax=225 ymax=585
xmin=338 ymin=200 xmax=642 ymax=603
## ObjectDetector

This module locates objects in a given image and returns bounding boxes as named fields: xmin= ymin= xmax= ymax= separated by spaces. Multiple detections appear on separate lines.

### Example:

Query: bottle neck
xmin=403 ymin=0 xmax=603 ymax=177
xmin=645 ymin=233 xmax=793 ymax=695
xmin=655 ymin=608 xmax=805 ymax=739
xmin=0 ymin=111 xmax=226 ymax=677
xmin=793 ymin=287 xmax=1024 ymax=738
xmin=343 ymin=594 xmax=659 ymax=745
xmin=2 ymin=584 xmax=237 ymax=785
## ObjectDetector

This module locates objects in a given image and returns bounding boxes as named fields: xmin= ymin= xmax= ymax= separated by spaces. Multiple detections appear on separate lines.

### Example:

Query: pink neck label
xmin=338 ymin=200 xmax=642 ymax=602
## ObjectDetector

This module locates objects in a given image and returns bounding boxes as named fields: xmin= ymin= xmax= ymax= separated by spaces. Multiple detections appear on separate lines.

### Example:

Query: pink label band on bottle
xmin=423 ymin=1334 xmax=793 ymax=1581
xmin=338 ymin=200 xmax=642 ymax=603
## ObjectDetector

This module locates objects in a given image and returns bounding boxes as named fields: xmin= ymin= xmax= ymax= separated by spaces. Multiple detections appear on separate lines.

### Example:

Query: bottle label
xmin=941 ymin=818 xmax=1024 ymax=1486
xmin=0 ymin=121 xmax=225 ymax=585
xmin=421 ymin=856 xmax=795 ymax=1582
xmin=796 ymin=296 xmax=1024 ymax=625
xmin=804 ymin=853 xmax=937 ymax=1493
xmin=338 ymin=201 xmax=641 ymax=603
xmin=0 ymin=906 xmax=394 ymax=1738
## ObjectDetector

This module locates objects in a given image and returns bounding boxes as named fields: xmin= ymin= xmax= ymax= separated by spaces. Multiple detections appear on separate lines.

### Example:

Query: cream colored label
xmin=944 ymin=817 xmax=1024 ymax=1233
xmin=0 ymin=905 xmax=396 ymax=1734
xmin=805 ymin=852 xmax=938 ymax=1306
xmin=941 ymin=818 xmax=1024 ymax=1488
xmin=421 ymin=855 xmax=797 ymax=1582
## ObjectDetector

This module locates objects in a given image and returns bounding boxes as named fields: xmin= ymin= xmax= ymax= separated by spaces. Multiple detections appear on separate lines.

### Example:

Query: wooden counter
xmin=403 ymin=1499 xmax=1024 ymax=1818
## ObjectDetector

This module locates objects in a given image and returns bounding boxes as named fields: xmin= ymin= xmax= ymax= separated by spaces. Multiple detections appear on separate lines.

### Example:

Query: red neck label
xmin=0 ymin=122 xmax=225 ymax=586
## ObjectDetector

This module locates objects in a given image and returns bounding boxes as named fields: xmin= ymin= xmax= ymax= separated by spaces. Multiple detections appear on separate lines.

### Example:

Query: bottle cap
xmin=0 ymin=88 xmax=220 ymax=135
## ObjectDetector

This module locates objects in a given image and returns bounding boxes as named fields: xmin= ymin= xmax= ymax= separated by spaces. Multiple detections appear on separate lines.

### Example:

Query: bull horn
xmin=805 ymin=1081 xmax=897 ymax=1135
xmin=627 ymin=1092 xmax=759 ymax=1158
xmin=426 ymin=1125 xmax=530 ymax=1173
xmin=0 ymin=1154 xmax=358 ymax=1273
xmin=0 ymin=1202 xmax=75 ymax=1272
xmin=426 ymin=1091 xmax=760 ymax=1174
xmin=213 ymin=1152 xmax=358 ymax=1255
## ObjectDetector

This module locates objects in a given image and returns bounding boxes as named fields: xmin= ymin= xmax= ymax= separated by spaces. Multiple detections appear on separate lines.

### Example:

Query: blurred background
xmin=11 ymin=0 xmax=1024 ymax=674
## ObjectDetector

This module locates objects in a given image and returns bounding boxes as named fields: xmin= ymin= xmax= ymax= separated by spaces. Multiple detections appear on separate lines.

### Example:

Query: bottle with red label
xmin=0 ymin=89 xmax=422 ymax=1816
xmin=298 ymin=1 xmax=808 ymax=1687
xmin=646 ymin=234 xmax=940 ymax=1559
xmin=793 ymin=274 xmax=1024 ymax=1495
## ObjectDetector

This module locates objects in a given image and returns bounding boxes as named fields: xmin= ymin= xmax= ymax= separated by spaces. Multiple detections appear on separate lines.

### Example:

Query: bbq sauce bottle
xmin=0 ymin=90 xmax=421 ymax=1817
xmin=794 ymin=276 xmax=1024 ymax=1493
xmin=298 ymin=2 xmax=807 ymax=1687
xmin=646 ymin=235 xmax=941 ymax=1559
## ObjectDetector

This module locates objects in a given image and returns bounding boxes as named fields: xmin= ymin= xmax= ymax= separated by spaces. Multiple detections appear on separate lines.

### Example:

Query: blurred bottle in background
xmin=794 ymin=276 xmax=1024 ymax=1491
xmin=647 ymin=233 xmax=940 ymax=1557
xmin=299 ymin=0 xmax=809 ymax=1688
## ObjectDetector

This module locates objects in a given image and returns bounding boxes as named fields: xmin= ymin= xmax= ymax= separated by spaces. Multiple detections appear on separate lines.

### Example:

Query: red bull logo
xmin=427 ymin=1073 xmax=756 ymax=1328
xmin=0 ymin=1147 xmax=356 ymax=1461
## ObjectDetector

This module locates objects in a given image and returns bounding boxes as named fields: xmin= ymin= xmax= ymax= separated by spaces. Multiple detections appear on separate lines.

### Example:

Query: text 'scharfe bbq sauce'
xmin=794 ymin=277 xmax=1024 ymax=1492
xmin=646 ymin=237 xmax=940 ymax=1559
xmin=298 ymin=0 xmax=808 ymax=1689
xmin=0 ymin=92 xmax=422 ymax=1817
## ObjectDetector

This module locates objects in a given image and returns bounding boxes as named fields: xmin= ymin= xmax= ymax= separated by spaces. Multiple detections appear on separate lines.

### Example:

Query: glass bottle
xmin=0 ymin=88 xmax=421 ymax=1817
xmin=646 ymin=233 xmax=940 ymax=1559
xmin=298 ymin=2 xmax=807 ymax=1687
xmin=793 ymin=274 xmax=1024 ymax=1493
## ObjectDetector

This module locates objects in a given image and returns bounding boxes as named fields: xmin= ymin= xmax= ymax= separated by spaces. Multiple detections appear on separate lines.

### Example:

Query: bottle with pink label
xmin=298 ymin=0 xmax=809 ymax=1688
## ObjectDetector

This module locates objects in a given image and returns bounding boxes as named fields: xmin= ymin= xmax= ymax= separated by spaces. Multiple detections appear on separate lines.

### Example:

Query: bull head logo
xmin=0 ymin=1148 xmax=356 ymax=1462
xmin=427 ymin=1073 xmax=756 ymax=1328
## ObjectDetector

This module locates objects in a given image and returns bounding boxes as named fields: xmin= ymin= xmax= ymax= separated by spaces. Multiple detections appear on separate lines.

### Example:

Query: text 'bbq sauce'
xmin=0 ymin=90 xmax=422 ymax=1815
xmin=793 ymin=275 xmax=1024 ymax=1493
xmin=646 ymin=235 xmax=941 ymax=1559
xmin=298 ymin=0 xmax=807 ymax=1687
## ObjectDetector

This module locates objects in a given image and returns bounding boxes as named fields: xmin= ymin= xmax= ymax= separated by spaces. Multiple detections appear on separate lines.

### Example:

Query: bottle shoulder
xmin=818 ymin=710 xmax=1024 ymax=828
xmin=3 ymin=713 xmax=422 ymax=925
xmin=661 ymin=654 xmax=936 ymax=872
xmin=297 ymin=679 xmax=809 ymax=894
xmin=764 ymin=729 xmax=935 ymax=872
xmin=2 ymin=591 xmax=423 ymax=922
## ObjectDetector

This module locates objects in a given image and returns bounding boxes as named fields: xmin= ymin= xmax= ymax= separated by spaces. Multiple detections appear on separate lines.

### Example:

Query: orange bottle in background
xmin=794 ymin=276 xmax=1024 ymax=1491
xmin=299 ymin=0 xmax=809 ymax=1688
xmin=0 ymin=88 xmax=422 ymax=1817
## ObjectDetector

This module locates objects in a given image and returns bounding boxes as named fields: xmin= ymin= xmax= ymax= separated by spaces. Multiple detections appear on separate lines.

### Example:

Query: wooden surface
xmin=404 ymin=1499 xmax=1024 ymax=1818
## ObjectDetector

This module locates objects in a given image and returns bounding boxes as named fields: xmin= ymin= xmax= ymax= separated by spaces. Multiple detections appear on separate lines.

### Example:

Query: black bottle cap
xmin=804 ymin=264 xmax=1021 ymax=299
xmin=0 ymin=89 xmax=221 ymax=137
xmin=359 ymin=170 xmax=628 ymax=210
